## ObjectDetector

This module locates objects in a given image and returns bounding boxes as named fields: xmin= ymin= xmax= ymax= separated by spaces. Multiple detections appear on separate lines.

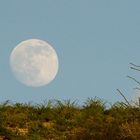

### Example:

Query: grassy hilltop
xmin=0 ymin=98 xmax=140 ymax=140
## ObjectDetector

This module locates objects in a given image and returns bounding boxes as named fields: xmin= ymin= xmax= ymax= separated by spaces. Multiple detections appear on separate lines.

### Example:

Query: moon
xmin=10 ymin=39 xmax=59 ymax=87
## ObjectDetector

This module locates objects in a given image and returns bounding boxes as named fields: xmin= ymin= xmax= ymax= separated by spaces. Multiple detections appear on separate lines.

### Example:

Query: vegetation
xmin=0 ymin=98 xmax=140 ymax=140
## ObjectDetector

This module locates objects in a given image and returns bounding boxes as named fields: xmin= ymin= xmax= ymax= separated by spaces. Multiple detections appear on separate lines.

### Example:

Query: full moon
xmin=10 ymin=39 xmax=59 ymax=87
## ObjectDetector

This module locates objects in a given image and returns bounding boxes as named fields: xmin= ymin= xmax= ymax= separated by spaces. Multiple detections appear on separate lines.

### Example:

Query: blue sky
xmin=1 ymin=0 xmax=140 ymax=104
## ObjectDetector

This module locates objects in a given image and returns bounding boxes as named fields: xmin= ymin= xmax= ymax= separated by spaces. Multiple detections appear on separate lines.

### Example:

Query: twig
xmin=133 ymin=87 xmax=140 ymax=90
xmin=127 ymin=75 xmax=140 ymax=85
xmin=130 ymin=67 xmax=140 ymax=72
xmin=116 ymin=89 xmax=131 ymax=106
xmin=130 ymin=63 xmax=140 ymax=67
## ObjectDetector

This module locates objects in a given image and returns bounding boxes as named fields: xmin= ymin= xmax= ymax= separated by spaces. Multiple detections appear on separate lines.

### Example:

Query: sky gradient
xmin=1 ymin=0 xmax=140 ymax=104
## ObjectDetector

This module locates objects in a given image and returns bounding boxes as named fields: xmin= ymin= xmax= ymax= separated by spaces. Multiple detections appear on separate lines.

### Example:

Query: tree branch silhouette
xmin=127 ymin=75 xmax=140 ymax=85
xmin=130 ymin=62 xmax=140 ymax=67
xmin=116 ymin=89 xmax=131 ymax=106
xmin=130 ymin=63 xmax=140 ymax=71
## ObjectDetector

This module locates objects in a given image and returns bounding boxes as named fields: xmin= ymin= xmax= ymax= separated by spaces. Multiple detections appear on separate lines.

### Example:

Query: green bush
xmin=0 ymin=98 xmax=140 ymax=139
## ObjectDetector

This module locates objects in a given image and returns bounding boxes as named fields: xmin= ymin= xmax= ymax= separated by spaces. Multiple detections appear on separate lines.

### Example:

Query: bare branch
xmin=133 ymin=87 xmax=140 ymax=90
xmin=116 ymin=89 xmax=131 ymax=106
xmin=130 ymin=63 xmax=140 ymax=67
xmin=130 ymin=66 xmax=140 ymax=72
xmin=127 ymin=75 xmax=140 ymax=85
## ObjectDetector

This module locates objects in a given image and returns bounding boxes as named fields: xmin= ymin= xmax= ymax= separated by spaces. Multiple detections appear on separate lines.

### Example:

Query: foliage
xmin=0 ymin=98 xmax=140 ymax=140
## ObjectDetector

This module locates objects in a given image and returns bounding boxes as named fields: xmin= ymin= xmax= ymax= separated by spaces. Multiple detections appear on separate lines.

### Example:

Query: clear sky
xmin=1 ymin=0 xmax=140 ymax=104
